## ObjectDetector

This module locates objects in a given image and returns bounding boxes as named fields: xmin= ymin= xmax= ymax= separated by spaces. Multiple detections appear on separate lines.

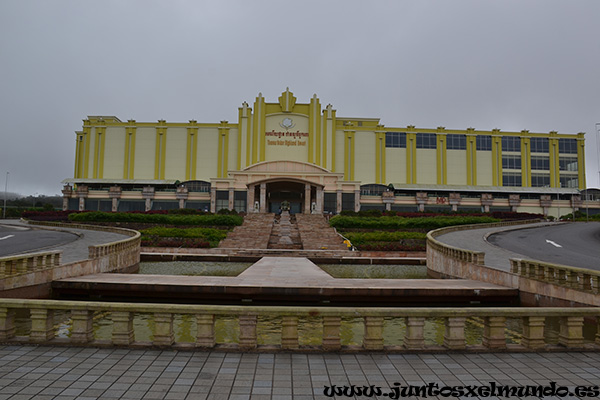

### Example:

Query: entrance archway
xmin=248 ymin=178 xmax=323 ymax=214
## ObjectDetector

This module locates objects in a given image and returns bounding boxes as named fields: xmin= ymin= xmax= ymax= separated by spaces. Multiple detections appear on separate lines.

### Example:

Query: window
xmin=559 ymin=157 xmax=578 ymax=171
xmin=416 ymin=133 xmax=436 ymax=149
xmin=502 ymin=155 xmax=521 ymax=170
xmin=446 ymin=134 xmax=466 ymax=150
xmin=530 ymin=137 xmax=549 ymax=153
xmin=560 ymin=176 xmax=579 ymax=188
xmin=531 ymin=174 xmax=550 ymax=187
xmin=530 ymin=156 xmax=550 ymax=171
xmin=385 ymin=132 xmax=406 ymax=148
xmin=501 ymin=136 xmax=521 ymax=152
xmin=558 ymin=138 xmax=577 ymax=154
xmin=476 ymin=135 xmax=492 ymax=151
xmin=502 ymin=172 xmax=522 ymax=187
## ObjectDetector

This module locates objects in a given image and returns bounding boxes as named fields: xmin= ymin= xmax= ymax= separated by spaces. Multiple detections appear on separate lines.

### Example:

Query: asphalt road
xmin=0 ymin=224 xmax=79 ymax=257
xmin=487 ymin=222 xmax=600 ymax=271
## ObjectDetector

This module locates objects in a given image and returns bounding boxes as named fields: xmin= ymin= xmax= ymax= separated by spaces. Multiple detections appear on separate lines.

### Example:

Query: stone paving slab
xmin=1 ymin=345 xmax=600 ymax=399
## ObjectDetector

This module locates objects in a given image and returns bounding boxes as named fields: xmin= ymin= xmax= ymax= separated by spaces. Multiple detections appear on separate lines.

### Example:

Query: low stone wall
xmin=427 ymin=220 xmax=600 ymax=307
xmin=0 ymin=299 xmax=598 ymax=352
xmin=0 ymin=222 xmax=141 ymax=298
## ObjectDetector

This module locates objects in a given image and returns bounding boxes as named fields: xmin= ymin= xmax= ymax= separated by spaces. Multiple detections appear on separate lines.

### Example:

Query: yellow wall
xmin=133 ymin=127 xmax=156 ymax=180
xmin=334 ymin=130 xmax=346 ymax=174
xmin=354 ymin=131 xmax=376 ymax=183
xmin=385 ymin=148 xmax=407 ymax=184
xmin=446 ymin=150 xmax=467 ymax=185
xmin=416 ymin=149 xmax=437 ymax=184
xmin=195 ymin=127 xmax=219 ymax=181
xmin=164 ymin=127 xmax=187 ymax=180
xmin=476 ymin=151 xmax=493 ymax=186
xmin=102 ymin=127 xmax=125 ymax=179
xmin=264 ymin=114 xmax=309 ymax=163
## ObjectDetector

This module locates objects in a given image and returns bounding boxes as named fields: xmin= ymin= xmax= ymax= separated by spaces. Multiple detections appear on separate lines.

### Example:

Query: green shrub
xmin=344 ymin=231 xmax=426 ymax=245
xmin=329 ymin=215 xmax=500 ymax=230
xmin=68 ymin=211 xmax=243 ymax=226
xmin=140 ymin=227 xmax=228 ymax=243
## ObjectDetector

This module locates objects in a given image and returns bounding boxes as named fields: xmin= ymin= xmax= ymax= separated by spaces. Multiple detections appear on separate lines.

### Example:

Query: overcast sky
xmin=1 ymin=1 xmax=599 ymax=196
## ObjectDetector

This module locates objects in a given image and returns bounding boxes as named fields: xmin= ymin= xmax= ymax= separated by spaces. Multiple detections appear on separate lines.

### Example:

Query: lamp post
xmin=2 ymin=172 xmax=8 ymax=219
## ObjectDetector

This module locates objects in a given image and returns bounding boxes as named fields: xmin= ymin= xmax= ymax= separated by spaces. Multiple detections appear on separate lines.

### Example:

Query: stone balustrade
xmin=427 ymin=219 xmax=541 ymax=266
xmin=0 ymin=252 xmax=62 ymax=279
xmin=0 ymin=299 xmax=598 ymax=351
xmin=511 ymin=258 xmax=600 ymax=294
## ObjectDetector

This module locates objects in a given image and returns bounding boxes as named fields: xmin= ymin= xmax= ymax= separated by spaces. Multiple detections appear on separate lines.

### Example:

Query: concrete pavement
xmin=1 ymin=345 xmax=600 ymax=399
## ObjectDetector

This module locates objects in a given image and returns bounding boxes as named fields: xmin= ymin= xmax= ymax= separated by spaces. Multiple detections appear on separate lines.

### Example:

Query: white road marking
xmin=0 ymin=235 xmax=15 ymax=241
xmin=545 ymin=239 xmax=562 ymax=248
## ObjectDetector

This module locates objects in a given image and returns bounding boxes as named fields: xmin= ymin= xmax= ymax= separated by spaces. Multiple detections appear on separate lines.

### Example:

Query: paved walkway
xmin=434 ymin=222 xmax=558 ymax=271
xmin=0 ymin=220 xmax=129 ymax=264
xmin=1 ymin=345 xmax=599 ymax=399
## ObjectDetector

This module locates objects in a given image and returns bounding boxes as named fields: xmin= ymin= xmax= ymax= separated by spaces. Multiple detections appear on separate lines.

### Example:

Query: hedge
xmin=140 ymin=227 xmax=228 ymax=243
xmin=68 ymin=211 xmax=243 ymax=226
xmin=343 ymin=231 xmax=427 ymax=245
xmin=329 ymin=215 xmax=500 ymax=230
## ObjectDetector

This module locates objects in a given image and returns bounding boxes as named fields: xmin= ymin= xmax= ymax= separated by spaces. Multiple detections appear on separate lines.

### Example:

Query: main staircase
xmin=218 ymin=212 xmax=348 ymax=253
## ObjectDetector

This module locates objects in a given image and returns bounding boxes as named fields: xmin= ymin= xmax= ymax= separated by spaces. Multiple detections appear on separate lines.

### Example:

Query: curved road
xmin=0 ymin=224 xmax=79 ymax=257
xmin=487 ymin=222 xmax=600 ymax=271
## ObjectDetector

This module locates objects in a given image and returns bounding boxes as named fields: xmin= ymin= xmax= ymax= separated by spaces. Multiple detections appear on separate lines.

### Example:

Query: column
xmin=228 ymin=188 xmax=235 ymax=211
xmin=354 ymin=189 xmax=360 ymax=212
xmin=142 ymin=186 xmax=154 ymax=212
xmin=558 ymin=316 xmax=584 ymax=348
xmin=247 ymin=184 xmax=255 ymax=213
xmin=260 ymin=183 xmax=267 ymax=213
xmin=521 ymin=316 xmax=545 ymax=349
xmin=61 ymin=185 xmax=72 ymax=211
xmin=363 ymin=316 xmax=384 ymax=350
xmin=70 ymin=310 xmax=94 ymax=344
xmin=482 ymin=316 xmax=506 ymax=349
xmin=404 ymin=317 xmax=425 ymax=349
xmin=336 ymin=190 xmax=342 ymax=214
xmin=109 ymin=186 xmax=121 ymax=212
xmin=304 ymin=184 xmax=311 ymax=214
xmin=111 ymin=311 xmax=134 ymax=345
xmin=153 ymin=313 xmax=174 ymax=347
xmin=239 ymin=314 xmax=258 ymax=350
xmin=30 ymin=309 xmax=56 ymax=343
xmin=315 ymin=187 xmax=324 ymax=214
xmin=210 ymin=187 xmax=216 ymax=213
xmin=281 ymin=316 xmax=299 ymax=349
xmin=443 ymin=317 xmax=466 ymax=349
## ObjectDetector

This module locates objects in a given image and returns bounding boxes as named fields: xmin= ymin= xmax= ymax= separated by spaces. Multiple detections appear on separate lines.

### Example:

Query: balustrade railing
xmin=511 ymin=258 xmax=600 ymax=294
xmin=0 ymin=299 xmax=598 ymax=351
xmin=0 ymin=251 xmax=62 ymax=278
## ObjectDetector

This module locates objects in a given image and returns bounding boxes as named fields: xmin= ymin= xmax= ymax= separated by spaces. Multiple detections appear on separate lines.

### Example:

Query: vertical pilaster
xmin=111 ymin=311 xmax=134 ymax=345
xmin=491 ymin=131 xmax=502 ymax=186
xmin=247 ymin=185 xmax=255 ymax=213
xmin=186 ymin=121 xmax=198 ymax=180
xmin=521 ymin=133 xmax=531 ymax=187
xmin=154 ymin=120 xmax=167 ymax=180
xmin=343 ymin=123 xmax=355 ymax=181
xmin=123 ymin=120 xmax=137 ymax=179
xmin=228 ymin=188 xmax=234 ymax=211
xmin=549 ymin=132 xmax=559 ymax=187
xmin=375 ymin=127 xmax=386 ymax=184
xmin=71 ymin=310 xmax=94 ymax=344
xmin=336 ymin=190 xmax=342 ymax=214
xmin=238 ymin=102 xmax=250 ymax=169
xmin=217 ymin=121 xmax=230 ymax=178
xmin=93 ymin=126 xmax=106 ymax=179
xmin=406 ymin=128 xmax=417 ymax=184
xmin=210 ymin=187 xmax=216 ymax=213
xmin=153 ymin=313 xmax=174 ymax=347
xmin=363 ymin=316 xmax=384 ymax=350
xmin=521 ymin=316 xmax=545 ymax=349
xmin=443 ymin=317 xmax=466 ymax=349
xmin=309 ymin=94 xmax=321 ymax=165
xmin=559 ymin=316 xmax=584 ymax=348
xmin=404 ymin=317 xmax=425 ymax=349
xmin=466 ymin=129 xmax=477 ymax=185
xmin=436 ymin=128 xmax=446 ymax=185
xmin=281 ymin=316 xmax=299 ymax=349
xmin=316 ymin=187 xmax=324 ymax=214
xmin=482 ymin=316 xmax=506 ymax=349
xmin=577 ymin=133 xmax=586 ymax=189
xmin=82 ymin=121 xmax=92 ymax=178
xmin=253 ymin=93 xmax=266 ymax=163
xmin=239 ymin=314 xmax=258 ymax=350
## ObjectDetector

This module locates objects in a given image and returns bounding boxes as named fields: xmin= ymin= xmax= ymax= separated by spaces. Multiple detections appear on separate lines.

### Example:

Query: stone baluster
xmin=404 ymin=317 xmax=425 ymax=349
xmin=281 ymin=316 xmax=299 ymax=349
xmin=111 ymin=311 xmax=134 ymax=345
xmin=16 ymin=259 xmax=26 ymax=274
xmin=443 ymin=317 xmax=466 ymax=349
xmin=567 ymin=272 xmax=579 ymax=289
xmin=0 ymin=260 xmax=6 ymax=278
xmin=26 ymin=257 xmax=35 ymax=272
xmin=546 ymin=267 xmax=556 ymax=284
xmin=196 ymin=315 xmax=215 ymax=348
xmin=557 ymin=270 xmax=567 ymax=286
xmin=70 ymin=310 xmax=95 ymax=344
xmin=596 ymin=319 xmax=600 ymax=347
xmin=536 ymin=264 xmax=546 ymax=281
xmin=510 ymin=259 xmax=519 ymax=274
xmin=363 ymin=316 xmax=384 ymax=350
xmin=581 ymin=274 xmax=592 ymax=291
xmin=322 ymin=316 xmax=341 ymax=350
xmin=153 ymin=313 xmax=174 ymax=347
xmin=558 ymin=316 xmax=584 ymax=348
xmin=595 ymin=276 xmax=600 ymax=294
xmin=521 ymin=316 xmax=546 ymax=349
xmin=30 ymin=308 xmax=56 ymax=342
xmin=239 ymin=314 xmax=258 ymax=350
xmin=0 ymin=308 xmax=15 ymax=340
xmin=482 ymin=316 xmax=507 ymax=349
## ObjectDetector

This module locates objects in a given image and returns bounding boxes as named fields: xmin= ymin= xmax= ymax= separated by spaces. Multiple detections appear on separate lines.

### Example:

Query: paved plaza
xmin=1 ymin=345 xmax=600 ymax=399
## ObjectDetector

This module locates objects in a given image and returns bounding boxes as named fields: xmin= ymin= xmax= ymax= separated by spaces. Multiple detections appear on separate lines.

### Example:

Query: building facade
xmin=63 ymin=88 xmax=587 ymax=216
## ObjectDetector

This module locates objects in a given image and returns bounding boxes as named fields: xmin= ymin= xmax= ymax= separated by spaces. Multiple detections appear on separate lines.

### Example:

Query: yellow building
xmin=63 ymin=88 xmax=586 ymax=217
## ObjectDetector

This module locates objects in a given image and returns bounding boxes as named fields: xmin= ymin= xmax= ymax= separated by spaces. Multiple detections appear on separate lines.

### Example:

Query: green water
xmin=138 ymin=261 xmax=253 ymax=276
xmin=137 ymin=261 xmax=427 ymax=279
